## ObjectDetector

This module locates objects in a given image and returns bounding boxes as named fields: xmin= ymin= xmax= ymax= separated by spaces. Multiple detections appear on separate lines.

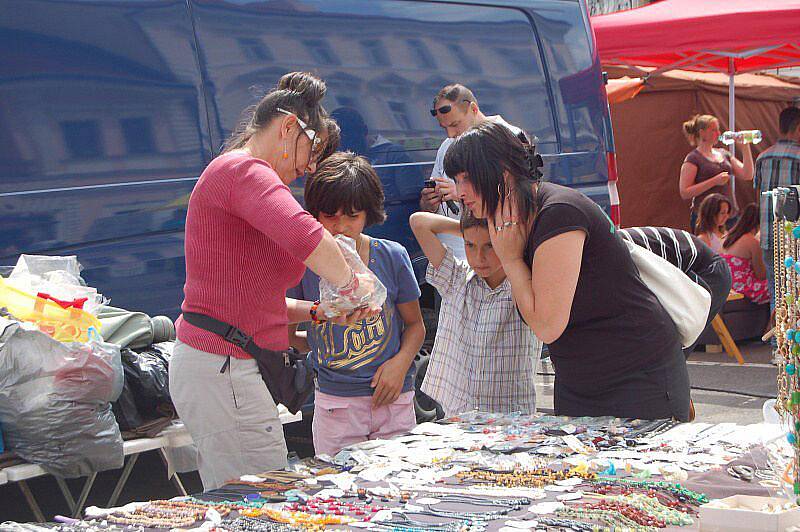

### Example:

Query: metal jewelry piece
xmin=727 ymin=464 xmax=754 ymax=481
xmin=502 ymin=221 xmax=517 ymax=227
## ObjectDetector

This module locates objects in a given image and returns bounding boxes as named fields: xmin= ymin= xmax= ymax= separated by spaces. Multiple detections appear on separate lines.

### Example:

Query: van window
xmin=191 ymin=0 xmax=557 ymax=253
xmin=0 ymin=0 xmax=209 ymax=316
xmin=191 ymin=0 xmax=556 ymax=155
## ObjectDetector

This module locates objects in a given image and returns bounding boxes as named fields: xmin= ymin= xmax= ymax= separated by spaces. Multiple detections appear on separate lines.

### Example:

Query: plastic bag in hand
xmin=318 ymin=235 xmax=387 ymax=318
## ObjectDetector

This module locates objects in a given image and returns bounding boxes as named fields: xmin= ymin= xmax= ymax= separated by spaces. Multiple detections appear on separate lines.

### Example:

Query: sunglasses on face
xmin=277 ymin=108 xmax=322 ymax=153
xmin=430 ymin=99 xmax=473 ymax=117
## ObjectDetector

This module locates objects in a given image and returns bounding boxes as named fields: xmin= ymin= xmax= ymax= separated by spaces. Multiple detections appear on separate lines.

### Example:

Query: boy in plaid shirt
xmin=410 ymin=211 xmax=542 ymax=416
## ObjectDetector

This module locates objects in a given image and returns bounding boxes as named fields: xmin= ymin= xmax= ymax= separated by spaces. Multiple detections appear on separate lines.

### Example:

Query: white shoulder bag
xmin=623 ymin=239 xmax=712 ymax=348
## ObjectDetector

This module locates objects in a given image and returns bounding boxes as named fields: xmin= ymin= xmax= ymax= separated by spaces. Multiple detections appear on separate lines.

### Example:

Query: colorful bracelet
xmin=309 ymin=300 xmax=324 ymax=324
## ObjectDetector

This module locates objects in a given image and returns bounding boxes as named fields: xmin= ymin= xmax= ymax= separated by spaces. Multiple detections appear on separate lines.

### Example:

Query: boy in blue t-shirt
xmin=288 ymin=152 xmax=424 ymax=457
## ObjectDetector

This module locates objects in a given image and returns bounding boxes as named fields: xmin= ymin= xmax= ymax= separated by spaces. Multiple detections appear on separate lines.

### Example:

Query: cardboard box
xmin=700 ymin=495 xmax=800 ymax=532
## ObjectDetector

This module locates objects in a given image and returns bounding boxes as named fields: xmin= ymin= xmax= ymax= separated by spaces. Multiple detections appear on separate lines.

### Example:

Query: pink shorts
xmin=312 ymin=390 xmax=416 ymax=457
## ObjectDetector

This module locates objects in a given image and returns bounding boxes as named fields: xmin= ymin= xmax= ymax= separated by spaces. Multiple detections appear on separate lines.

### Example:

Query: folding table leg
xmin=71 ymin=472 xmax=98 ymax=518
xmin=106 ymin=453 xmax=140 ymax=507
xmin=17 ymin=480 xmax=46 ymax=523
xmin=55 ymin=476 xmax=77 ymax=513
xmin=158 ymin=448 xmax=187 ymax=496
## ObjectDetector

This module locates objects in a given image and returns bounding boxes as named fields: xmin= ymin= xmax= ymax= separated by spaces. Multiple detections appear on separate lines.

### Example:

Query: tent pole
xmin=729 ymin=58 xmax=737 ymax=213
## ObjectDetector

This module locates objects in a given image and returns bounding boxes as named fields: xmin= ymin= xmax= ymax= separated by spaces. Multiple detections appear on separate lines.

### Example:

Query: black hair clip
xmin=517 ymin=131 xmax=544 ymax=181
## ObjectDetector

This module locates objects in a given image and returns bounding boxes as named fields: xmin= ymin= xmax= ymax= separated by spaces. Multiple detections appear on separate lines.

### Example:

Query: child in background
xmin=409 ymin=211 xmax=542 ymax=416
xmin=695 ymin=193 xmax=732 ymax=253
xmin=288 ymin=152 xmax=424 ymax=457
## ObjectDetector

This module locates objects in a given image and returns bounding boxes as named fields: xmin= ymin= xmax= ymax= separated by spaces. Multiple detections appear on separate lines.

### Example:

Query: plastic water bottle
xmin=720 ymin=130 xmax=763 ymax=145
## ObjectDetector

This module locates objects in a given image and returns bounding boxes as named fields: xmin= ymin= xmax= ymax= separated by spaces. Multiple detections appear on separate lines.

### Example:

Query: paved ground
xmin=0 ymin=339 xmax=779 ymax=522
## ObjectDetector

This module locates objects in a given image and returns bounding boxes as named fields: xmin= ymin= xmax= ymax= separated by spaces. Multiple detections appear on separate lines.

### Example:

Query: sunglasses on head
xmin=276 ymin=107 xmax=322 ymax=153
xmin=430 ymin=99 xmax=473 ymax=117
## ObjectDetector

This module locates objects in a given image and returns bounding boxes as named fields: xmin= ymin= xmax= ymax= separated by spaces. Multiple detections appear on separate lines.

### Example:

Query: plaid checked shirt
xmin=421 ymin=248 xmax=542 ymax=416
xmin=755 ymin=140 xmax=800 ymax=250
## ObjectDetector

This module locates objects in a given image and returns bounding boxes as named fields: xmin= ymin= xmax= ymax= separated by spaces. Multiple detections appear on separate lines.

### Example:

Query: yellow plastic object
xmin=0 ymin=277 xmax=102 ymax=342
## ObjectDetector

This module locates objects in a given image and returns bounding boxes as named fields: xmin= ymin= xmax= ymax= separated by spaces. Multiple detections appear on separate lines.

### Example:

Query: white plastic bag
xmin=8 ymin=254 xmax=108 ymax=315
xmin=318 ymin=236 xmax=387 ymax=318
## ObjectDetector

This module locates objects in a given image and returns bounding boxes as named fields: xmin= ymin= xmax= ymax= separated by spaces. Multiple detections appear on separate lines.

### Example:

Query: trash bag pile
xmin=0 ymin=255 xmax=176 ymax=476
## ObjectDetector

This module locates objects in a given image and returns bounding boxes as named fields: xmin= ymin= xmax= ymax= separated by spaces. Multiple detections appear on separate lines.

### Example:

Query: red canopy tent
xmin=591 ymin=0 xmax=800 ymax=209
xmin=592 ymin=0 xmax=800 ymax=76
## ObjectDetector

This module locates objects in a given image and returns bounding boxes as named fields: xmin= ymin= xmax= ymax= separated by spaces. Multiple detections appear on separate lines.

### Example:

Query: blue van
xmin=0 ymin=0 xmax=615 ymax=319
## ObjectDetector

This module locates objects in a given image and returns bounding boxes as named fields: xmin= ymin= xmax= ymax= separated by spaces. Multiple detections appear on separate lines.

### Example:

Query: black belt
xmin=182 ymin=311 xmax=291 ymax=364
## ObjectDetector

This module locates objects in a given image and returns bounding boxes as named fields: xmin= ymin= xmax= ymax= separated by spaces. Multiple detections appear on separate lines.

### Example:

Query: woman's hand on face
xmin=488 ymin=196 xmax=527 ymax=265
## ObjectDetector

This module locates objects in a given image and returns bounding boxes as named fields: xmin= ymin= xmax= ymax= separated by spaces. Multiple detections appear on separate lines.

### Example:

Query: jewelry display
xmin=1 ymin=410 xmax=735 ymax=532
xmin=772 ymin=188 xmax=800 ymax=503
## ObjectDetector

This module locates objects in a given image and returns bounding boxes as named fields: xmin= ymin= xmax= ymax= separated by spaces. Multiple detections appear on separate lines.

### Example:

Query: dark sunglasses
xmin=430 ymin=99 xmax=472 ymax=117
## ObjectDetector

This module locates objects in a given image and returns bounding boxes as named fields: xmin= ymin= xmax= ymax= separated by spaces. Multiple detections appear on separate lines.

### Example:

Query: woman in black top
xmin=443 ymin=121 xmax=690 ymax=421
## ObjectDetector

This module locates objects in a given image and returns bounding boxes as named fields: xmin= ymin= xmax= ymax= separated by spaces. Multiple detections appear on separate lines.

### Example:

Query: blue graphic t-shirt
xmin=287 ymin=237 xmax=421 ymax=397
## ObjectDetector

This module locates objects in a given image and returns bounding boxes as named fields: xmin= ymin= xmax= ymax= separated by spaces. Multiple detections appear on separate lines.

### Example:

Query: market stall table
xmin=8 ymin=413 xmax=789 ymax=532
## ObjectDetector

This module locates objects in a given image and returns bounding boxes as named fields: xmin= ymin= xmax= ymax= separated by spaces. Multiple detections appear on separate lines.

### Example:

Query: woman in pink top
xmin=720 ymin=204 xmax=769 ymax=305
xmin=169 ymin=72 xmax=375 ymax=490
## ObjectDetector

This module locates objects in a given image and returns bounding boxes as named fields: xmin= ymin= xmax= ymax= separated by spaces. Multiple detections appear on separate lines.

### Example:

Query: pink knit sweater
xmin=176 ymin=151 xmax=323 ymax=358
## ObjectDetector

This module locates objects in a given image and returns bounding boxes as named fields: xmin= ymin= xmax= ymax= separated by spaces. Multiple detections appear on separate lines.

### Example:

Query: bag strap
xmin=183 ymin=311 xmax=270 ymax=360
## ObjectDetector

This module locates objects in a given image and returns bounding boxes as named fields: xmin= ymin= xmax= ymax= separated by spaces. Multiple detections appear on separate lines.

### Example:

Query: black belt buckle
xmin=224 ymin=326 xmax=252 ymax=348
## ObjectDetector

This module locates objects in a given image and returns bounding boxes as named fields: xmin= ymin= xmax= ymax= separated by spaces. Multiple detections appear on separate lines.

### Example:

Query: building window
xmin=303 ymin=39 xmax=340 ymax=65
xmin=388 ymin=101 xmax=412 ymax=130
xmin=361 ymin=39 xmax=390 ymax=66
xmin=121 ymin=117 xmax=156 ymax=154
xmin=496 ymin=47 xmax=533 ymax=74
xmin=61 ymin=120 xmax=103 ymax=159
xmin=237 ymin=38 xmax=273 ymax=62
xmin=448 ymin=43 xmax=482 ymax=73
xmin=407 ymin=39 xmax=436 ymax=69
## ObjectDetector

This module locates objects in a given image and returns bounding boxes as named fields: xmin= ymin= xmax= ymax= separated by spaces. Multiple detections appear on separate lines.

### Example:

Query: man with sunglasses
xmin=420 ymin=84 xmax=523 ymax=260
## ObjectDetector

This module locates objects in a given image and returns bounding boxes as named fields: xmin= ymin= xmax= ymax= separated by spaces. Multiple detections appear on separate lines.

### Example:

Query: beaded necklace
xmin=105 ymin=500 xmax=230 ymax=528
xmin=587 ymin=482 xmax=697 ymax=515
xmin=556 ymin=506 xmax=659 ymax=532
xmin=218 ymin=516 xmax=305 ymax=532
xmin=593 ymin=478 xmax=708 ymax=505
xmin=589 ymin=493 xmax=694 ymax=526
xmin=456 ymin=467 xmax=595 ymax=488
xmin=370 ymin=514 xmax=484 ymax=532
xmin=572 ymin=500 xmax=666 ymax=527
xmin=285 ymin=496 xmax=389 ymax=519
xmin=241 ymin=507 xmax=355 ymax=527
